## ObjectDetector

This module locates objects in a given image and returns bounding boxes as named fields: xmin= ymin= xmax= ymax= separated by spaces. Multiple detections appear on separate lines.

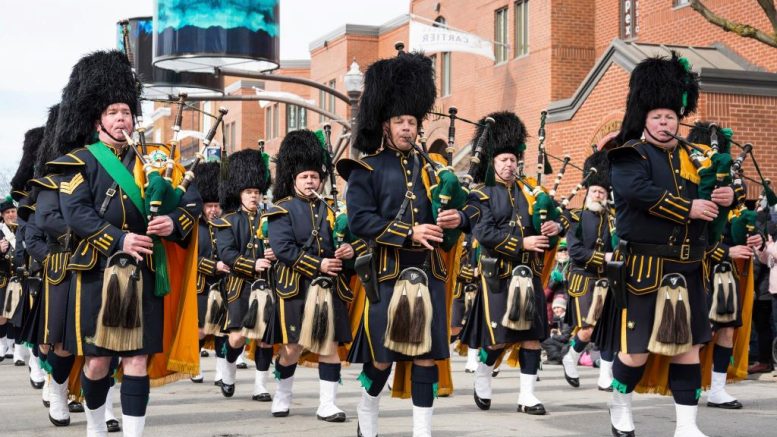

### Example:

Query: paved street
xmin=1 ymin=351 xmax=775 ymax=437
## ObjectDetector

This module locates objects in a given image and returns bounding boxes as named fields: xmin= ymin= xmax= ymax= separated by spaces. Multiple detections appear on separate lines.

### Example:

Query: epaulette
xmin=47 ymin=148 xmax=89 ymax=168
xmin=29 ymin=175 xmax=59 ymax=190
xmin=209 ymin=215 xmax=232 ymax=228
xmin=263 ymin=199 xmax=289 ymax=218
xmin=568 ymin=208 xmax=582 ymax=222
xmin=335 ymin=158 xmax=373 ymax=181
xmin=607 ymin=140 xmax=647 ymax=161
xmin=470 ymin=187 xmax=489 ymax=201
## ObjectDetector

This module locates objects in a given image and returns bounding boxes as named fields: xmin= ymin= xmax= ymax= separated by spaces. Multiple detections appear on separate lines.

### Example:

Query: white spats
xmin=357 ymin=389 xmax=380 ymax=437
xmin=609 ymin=391 xmax=635 ymax=433
xmin=674 ymin=404 xmax=708 ymax=437
xmin=412 ymin=405 xmax=433 ymax=437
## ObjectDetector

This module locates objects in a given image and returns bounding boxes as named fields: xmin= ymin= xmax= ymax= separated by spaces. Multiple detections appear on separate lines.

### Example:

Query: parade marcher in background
xmin=341 ymin=50 xmax=465 ymax=437
xmin=459 ymin=111 xmax=562 ymax=416
xmin=451 ymin=231 xmax=480 ymax=374
xmin=562 ymin=150 xmax=615 ymax=391
xmin=191 ymin=161 xmax=229 ymax=384
xmin=0 ymin=195 xmax=18 ymax=360
xmin=8 ymin=127 xmax=47 ymax=389
xmin=266 ymin=129 xmax=356 ymax=421
xmin=606 ymin=52 xmax=731 ymax=437
xmin=544 ymin=239 xmax=569 ymax=326
xmin=212 ymin=148 xmax=274 ymax=400
xmin=686 ymin=122 xmax=762 ymax=411
xmin=54 ymin=50 xmax=202 ymax=436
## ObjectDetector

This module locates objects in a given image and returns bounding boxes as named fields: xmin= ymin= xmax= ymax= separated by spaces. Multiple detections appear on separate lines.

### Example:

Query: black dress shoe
xmin=473 ymin=391 xmax=491 ymax=411
xmin=42 ymin=399 xmax=50 ymax=408
xmin=611 ymin=425 xmax=635 ymax=436
xmin=30 ymin=378 xmax=45 ymax=389
xmin=68 ymin=401 xmax=84 ymax=413
xmin=15 ymin=359 xmax=25 ymax=366
xmin=214 ymin=379 xmax=223 ymax=387
xmin=49 ymin=414 xmax=70 ymax=427
xmin=221 ymin=383 xmax=235 ymax=397
xmin=464 ymin=368 xmax=474 ymax=374
xmin=563 ymin=369 xmax=580 ymax=388
xmin=517 ymin=403 xmax=546 ymax=415
xmin=598 ymin=385 xmax=614 ymax=392
xmin=237 ymin=362 xmax=248 ymax=369
xmin=252 ymin=393 xmax=272 ymax=402
xmin=200 ymin=349 xmax=209 ymax=358
xmin=190 ymin=375 xmax=204 ymax=383
xmin=272 ymin=409 xmax=289 ymax=417
xmin=707 ymin=399 xmax=743 ymax=409
xmin=4 ymin=352 xmax=13 ymax=359
xmin=106 ymin=419 xmax=121 ymax=433
xmin=317 ymin=412 xmax=346 ymax=422
xmin=491 ymin=369 xmax=500 ymax=378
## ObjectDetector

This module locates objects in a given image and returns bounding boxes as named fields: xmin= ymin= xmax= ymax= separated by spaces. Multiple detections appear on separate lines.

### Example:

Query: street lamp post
xmin=343 ymin=59 xmax=364 ymax=159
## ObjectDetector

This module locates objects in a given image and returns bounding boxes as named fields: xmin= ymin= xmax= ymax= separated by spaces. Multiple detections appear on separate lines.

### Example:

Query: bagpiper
xmin=0 ymin=195 xmax=18 ymax=360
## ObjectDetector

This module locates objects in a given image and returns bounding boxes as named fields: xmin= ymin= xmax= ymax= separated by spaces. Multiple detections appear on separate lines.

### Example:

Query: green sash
xmin=86 ymin=142 xmax=146 ymax=222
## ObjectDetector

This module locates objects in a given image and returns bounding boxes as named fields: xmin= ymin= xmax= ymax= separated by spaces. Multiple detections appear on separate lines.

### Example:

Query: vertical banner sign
xmin=621 ymin=1 xmax=639 ymax=40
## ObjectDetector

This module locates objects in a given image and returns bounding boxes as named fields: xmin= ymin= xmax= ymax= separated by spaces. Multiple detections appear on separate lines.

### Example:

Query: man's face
xmin=95 ymin=103 xmax=134 ymax=145
xmin=240 ymin=188 xmax=261 ymax=212
xmin=1 ymin=208 xmax=17 ymax=224
xmin=493 ymin=153 xmax=518 ymax=182
xmin=556 ymin=249 xmax=568 ymax=263
xmin=294 ymin=171 xmax=321 ymax=197
xmin=384 ymin=115 xmax=418 ymax=151
xmin=643 ymin=108 xmax=678 ymax=147
xmin=202 ymin=202 xmax=222 ymax=221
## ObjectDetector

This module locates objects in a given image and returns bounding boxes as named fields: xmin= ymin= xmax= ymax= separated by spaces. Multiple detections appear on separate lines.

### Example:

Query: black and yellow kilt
xmin=20 ymin=277 xmax=42 ymax=345
xmin=274 ymin=277 xmax=351 ymax=346
xmin=450 ymin=292 xmax=467 ymax=329
xmin=40 ymin=252 xmax=71 ymax=345
xmin=196 ymin=275 xmax=220 ymax=329
xmin=566 ymin=270 xmax=602 ymax=329
xmin=460 ymin=272 xmax=548 ymax=348
xmin=64 ymin=261 xmax=163 ymax=357
xmin=615 ymin=258 xmax=711 ymax=355
xmin=224 ymin=275 xmax=251 ymax=331
xmin=348 ymin=252 xmax=449 ymax=363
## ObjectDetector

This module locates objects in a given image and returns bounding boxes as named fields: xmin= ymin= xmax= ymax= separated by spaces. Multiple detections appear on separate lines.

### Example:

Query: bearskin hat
xmin=10 ymin=127 xmax=45 ymax=201
xmin=617 ymin=51 xmax=699 ymax=145
xmin=55 ymin=50 xmax=138 ymax=154
xmin=352 ymin=52 xmax=436 ymax=154
xmin=583 ymin=150 xmax=611 ymax=190
xmin=194 ymin=161 xmax=220 ymax=204
xmin=273 ymin=129 xmax=328 ymax=201
xmin=470 ymin=111 xmax=527 ymax=185
xmin=687 ymin=121 xmax=732 ymax=154
xmin=34 ymin=104 xmax=60 ymax=178
xmin=220 ymin=148 xmax=271 ymax=212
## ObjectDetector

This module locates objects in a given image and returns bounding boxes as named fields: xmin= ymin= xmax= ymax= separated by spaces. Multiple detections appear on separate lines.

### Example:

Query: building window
xmin=494 ymin=7 xmax=509 ymax=64
xmin=434 ymin=17 xmax=452 ymax=96
xmin=265 ymin=105 xmax=273 ymax=139
xmin=286 ymin=105 xmax=307 ymax=133
xmin=318 ymin=89 xmax=327 ymax=122
xmin=229 ymin=122 xmax=236 ymax=152
xmin=673 ymin=0 xmax=690 ymax=7
xmin=224 ymin=121 xmax=236 ymax=153
xmin=272 ymin=103 xmax=279 ymax=138
xmin=514 ymin=1 xmax=529 ymax=57
xmin=327 ymin=79 xmax=336 ymax=120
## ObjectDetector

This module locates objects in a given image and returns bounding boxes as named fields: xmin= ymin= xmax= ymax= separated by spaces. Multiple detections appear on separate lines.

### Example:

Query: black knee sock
xmin=479 ymin=347 xmax=504 ymax=367
xmin=0 ymin=323 xmax=7 ymax=337
xmin=600 ymin=349 xmax=615 ymax=362
xmin=121 ymin=374 xmax=150 ymax=417
xmin=198 ymin=338 xmax=205 ymax=350
xmin=712 ymin=345 xmax=733 ymax=373
xmin=319 ymin=362 xmax=341 ymax=383
xmin=81 ymin=372 xmax=111 ymax=410
xmin=411 ymin=364 xmax=438 ymax=408
xmin=215 ymin=336 xmax=227 ymax=359
xmin=47 ymin=353 xmax=75 ymax=384
xmin=225 ymin=343 xmax=243 ymax=363
xmin=359 ymin=362 xmax=392 ymax=397
xmin=611 ymin=355 xmax=646 ymax=394
xmin=518 ymin=348 xmax=541 ymax=375
xmin=255 ymin=347 xmax=273 ymax=372
xmin=31 ymin=345 xmax=39 ymax=357
xmin=274 ymin=359 xmax=297 ymax=380
xmin=571 ymin=335 xmax=588 ymax=353
xmin=669 ymin=363 xmax=701 ymax=406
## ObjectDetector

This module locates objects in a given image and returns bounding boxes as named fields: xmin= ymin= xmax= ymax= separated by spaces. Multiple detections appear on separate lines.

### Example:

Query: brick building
xmin=158 ymin=0 xmax=777 ymax=201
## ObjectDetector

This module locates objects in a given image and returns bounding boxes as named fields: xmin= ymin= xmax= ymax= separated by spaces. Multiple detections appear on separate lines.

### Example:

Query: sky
xmin=0 ymin=0 xmax=409 ymax=185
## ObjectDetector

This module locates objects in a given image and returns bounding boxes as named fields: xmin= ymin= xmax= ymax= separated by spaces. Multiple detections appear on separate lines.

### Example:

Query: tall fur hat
xmin=352 ymin=52 xmax=436 ymax=154
xmin=273 ymin=129 xmax=328 ymax=201
xmin=583 ymin=150 xmax=611 ymax=190
xmin=687 ymin=121 xmax=732 ymax=154
xmin=34 ymin=104 xmax=60 ymax=178
xmin=193 ymin=161 xmax=220 ymax=204
xmin=11 ymin=127 xmax=45 ymax=201
xmin=55 ymin=50 xmax=138 ymax=154
xmin=471 ymin=111 xmax=527 ymax=185
xmin=617 ymin=51 xmax=699 ymax=145
xmin=220 ymin=148 xmax=270 ymax=212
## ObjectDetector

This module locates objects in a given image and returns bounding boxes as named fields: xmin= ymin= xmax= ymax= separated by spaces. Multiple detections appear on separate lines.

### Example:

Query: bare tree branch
xmin=690 ymin=0 xmax=777 ymax=48
xmin=757 ymin=0 xmax=777 ymax=35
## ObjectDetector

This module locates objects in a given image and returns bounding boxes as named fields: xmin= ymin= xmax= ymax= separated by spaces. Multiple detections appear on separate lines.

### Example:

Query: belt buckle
xmin=508 ymin=220 xmax=516 ymax=227
xmin=680 ymin=244 xmax=690 ymax=261
xmin=105 ymin=188 xmax=116 ymax=198
xmin=521 ymin=252 xmax=530 ymax=264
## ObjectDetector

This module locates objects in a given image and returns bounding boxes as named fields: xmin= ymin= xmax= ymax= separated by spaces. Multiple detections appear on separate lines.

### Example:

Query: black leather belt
xmin=626 ymin=241 xmax=704 ymax=262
